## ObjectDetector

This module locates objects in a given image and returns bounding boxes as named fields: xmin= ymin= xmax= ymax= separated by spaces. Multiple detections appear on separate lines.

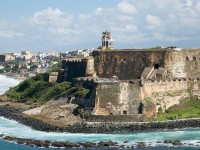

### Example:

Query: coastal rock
xmin=98 ymin=140 xmax=117 ymax=147
xmin=172 ymin=140 xmax=182 ymax=146
xmin=0 ymin=134 xmax=4 ymax=137
xmin=82 ymin=142 xmax=96 ymax=148
xmin=137 ymin=142 xmax=146 ymax=147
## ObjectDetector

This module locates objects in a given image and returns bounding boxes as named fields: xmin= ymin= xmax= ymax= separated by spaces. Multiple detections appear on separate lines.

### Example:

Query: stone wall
xmin=141 ymin=78 xmax=200 ymax=111
xmin=93 ymin=49 xmax=200 ymax=80
xmin=49 ymin=72 xmax=58 ymax=82
xmin=92 ymin=81 xmax=144 ymax=116
xmin=87 ymin=115 xmax=144 ymax=122
xmin=92 ymin=77 xmax=200 ymax=117
xmin=61 ymin=60 xmax=87 ymax=81
xmin=61 ymin=57 xmax=96 ymax=81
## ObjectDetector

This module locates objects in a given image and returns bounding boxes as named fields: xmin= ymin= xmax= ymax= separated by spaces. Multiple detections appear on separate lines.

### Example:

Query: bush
xmin=6 ymin=73 xmax=91 ymax=104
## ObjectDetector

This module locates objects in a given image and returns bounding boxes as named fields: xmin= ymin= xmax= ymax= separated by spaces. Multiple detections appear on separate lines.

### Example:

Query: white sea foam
xmin=0 ymin=74 xmax=22 ymax=95
xmin=1 ymin=116 xmax=200 ymax=146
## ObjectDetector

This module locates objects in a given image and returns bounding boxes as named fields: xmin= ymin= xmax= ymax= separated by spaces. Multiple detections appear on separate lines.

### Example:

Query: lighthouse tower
xmin=101 ymin=31 xmax=114 ymax=49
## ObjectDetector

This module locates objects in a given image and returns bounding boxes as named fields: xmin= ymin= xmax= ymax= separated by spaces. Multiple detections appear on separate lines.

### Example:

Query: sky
xmin=0 ymin=0 xmax=200 ymax=53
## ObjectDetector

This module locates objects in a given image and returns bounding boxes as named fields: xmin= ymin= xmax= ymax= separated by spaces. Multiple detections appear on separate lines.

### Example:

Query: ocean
xmin=0 ymin=74 xmax=200 ymax=150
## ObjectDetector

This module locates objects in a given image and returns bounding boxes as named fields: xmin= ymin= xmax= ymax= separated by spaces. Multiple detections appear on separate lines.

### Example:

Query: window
xmin=123 ymin=110 xmax=127 ymax=115
xmin=193 ymin=56 xmax=196 ymax=61
xmin=186 ymin=57 xmax=189 ymax=61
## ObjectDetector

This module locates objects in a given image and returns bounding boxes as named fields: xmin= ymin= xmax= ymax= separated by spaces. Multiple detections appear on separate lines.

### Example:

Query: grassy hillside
xmin=6 ymin=73 xmax=90 ymax=103
xmin=156 ymin=96 xmax=200 ymax=121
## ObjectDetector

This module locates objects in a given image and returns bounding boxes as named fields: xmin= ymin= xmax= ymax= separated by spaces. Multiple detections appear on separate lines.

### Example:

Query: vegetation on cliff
xmin=6 ymin=73 xmax=90 ymax=103
xmin=156 ymin=95 xmax=200 ymax=121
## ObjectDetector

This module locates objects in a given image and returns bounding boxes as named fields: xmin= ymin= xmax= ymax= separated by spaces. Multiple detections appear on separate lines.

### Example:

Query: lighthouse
xmin=101 ymin=31 xmax=114 ymax=49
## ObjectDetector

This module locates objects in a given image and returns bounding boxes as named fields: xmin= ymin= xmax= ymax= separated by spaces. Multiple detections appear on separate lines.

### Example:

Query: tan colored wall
xmin=141 ymin=78 xmax=200 ymax=111
xmin=49 ymin=75 xmax=58 ymax=82
xmin=93 ymin=78 xmax=200 ymax=117
xmin=94 ymin=49 xmax=200 ymax=80
xmin=93 ymin=82 xmax=141 ymax=115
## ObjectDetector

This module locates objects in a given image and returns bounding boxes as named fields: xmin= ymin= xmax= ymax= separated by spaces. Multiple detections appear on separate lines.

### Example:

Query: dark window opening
xmin=186 ymin=57 xmax=189 ymax=61
xmin=193 ymin=56 xmax=196 ymax=61
xmin=110 ymin=113 xmax=113 ymax=115
xmin=138 ymin=102 xmax=144 ymax=114
xmin=123 ymin=110 xmax=127 ymax=115
xmin=154 ymin=63 xmax=160 ymax=69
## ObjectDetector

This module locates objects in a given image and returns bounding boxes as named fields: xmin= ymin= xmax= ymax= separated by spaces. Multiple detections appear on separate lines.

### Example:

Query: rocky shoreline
xmin=1 ymin=134 xmax=200 ymax=149
xmin=1 ymin=104 xmax=200 ymax=134
xmin=1 ymin=104 xmax=200 ymax=148
xmin=67 ymin=119 xmax=200 ymax=133
xmin=0 ymin=105 xmax=66 ymax=132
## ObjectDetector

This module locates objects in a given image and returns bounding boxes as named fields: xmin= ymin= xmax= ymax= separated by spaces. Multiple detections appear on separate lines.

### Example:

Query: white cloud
xmin=146 ymin=15 xmax=162 ymax=29
xmin=30 ymin=7 xmax=75 ymax=36
xmin=117 ymin=1 xmax=137 ymax=14
xmin=0 ymin=21 xmax=23 ymax=38
xmin=94 ymin=7 xmax=104 ymax=16
xmin=1 ymin=0 xmax=200 ymax=51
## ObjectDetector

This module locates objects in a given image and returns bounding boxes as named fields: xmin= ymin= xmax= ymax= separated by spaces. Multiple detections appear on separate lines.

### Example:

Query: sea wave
xmin=0 ymin=74 xmax=22 ymax=95
xmin=0 ymin=117 xmax=200 ymax=144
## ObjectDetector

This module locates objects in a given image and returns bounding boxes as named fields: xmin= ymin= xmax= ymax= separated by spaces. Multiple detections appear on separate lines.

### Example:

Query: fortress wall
xmin=61 ymin=60 xmax=87 ymax=81
xmin=84 ymin=57 xmax=96 ymax=77
xmin=93 ymin=78 xmax=200 ymax=116
xmin=93 ymin=82 xmax=141 ymax=115
xmin=141 ymin=79 xmax=188 ymax=99
xmin=94 ymin=49 xmax=200 ymax=80
xmin=165 ymin=50 xmax=200 ymax=78
xmin=94 ymin=50 xmax=169 ymax=80
xmin=141 ymin=78 xmax=200 ymax=111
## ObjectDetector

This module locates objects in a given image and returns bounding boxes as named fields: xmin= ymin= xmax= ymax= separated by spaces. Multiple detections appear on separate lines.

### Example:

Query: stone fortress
xmin=56 ymin=31 xmax=200 ymax=121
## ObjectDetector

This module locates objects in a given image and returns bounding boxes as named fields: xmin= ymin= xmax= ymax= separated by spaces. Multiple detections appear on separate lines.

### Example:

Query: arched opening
xmin=154 ymin=63 xmax=160 ymax=69
xmin=186 ymin=57 xmax=189 ymax=61
xmin=123 ymin=110 xmax=127 ymax=115
xmin=138 ymin=102 xmax=144 ymax=114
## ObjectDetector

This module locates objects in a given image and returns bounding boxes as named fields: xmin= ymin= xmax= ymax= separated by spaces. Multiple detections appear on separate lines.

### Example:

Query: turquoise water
xmin=0 ymin=74 xmax=200 ymax=149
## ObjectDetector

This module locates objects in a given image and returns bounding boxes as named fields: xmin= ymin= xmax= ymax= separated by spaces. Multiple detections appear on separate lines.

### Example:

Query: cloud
xmin=146 ymin=15 xmax=162 ymax=29
xmin=0 ymin=21 xmax=23 ymax=38
xmin=1 ymin=0 xmax=200 ymax=51
xmin=30 ymin=7 xmax=76 ymax=36
xmin=117 ymin=1 xmax=137 ymax=14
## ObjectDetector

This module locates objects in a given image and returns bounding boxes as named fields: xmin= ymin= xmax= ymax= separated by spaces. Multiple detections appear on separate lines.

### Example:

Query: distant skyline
xmin=0 ymin=0 xmax=200 ymax=52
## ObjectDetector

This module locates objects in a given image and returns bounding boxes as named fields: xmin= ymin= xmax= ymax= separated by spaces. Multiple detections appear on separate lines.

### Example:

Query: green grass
xmin=6 ymin=73 xmax=90 ymax=104
xmin=156 ymin=97 xmax=200 ymax=121
xmin=149 ymin=46 xmax=162 ymax=51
